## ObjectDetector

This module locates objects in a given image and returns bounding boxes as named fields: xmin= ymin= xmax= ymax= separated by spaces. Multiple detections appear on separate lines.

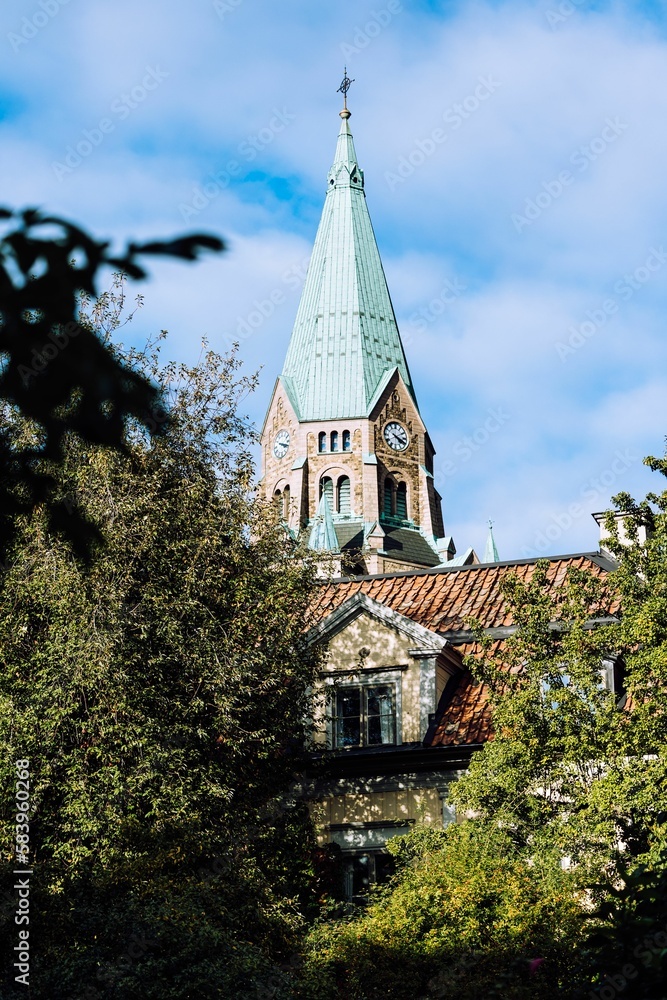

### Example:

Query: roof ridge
xmin=323 ymin=550 xmax=616 ymax=584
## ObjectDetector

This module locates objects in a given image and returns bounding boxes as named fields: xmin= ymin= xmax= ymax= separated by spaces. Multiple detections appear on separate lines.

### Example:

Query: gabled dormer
xmin=306 ymin=593 xmax=463 ymax=748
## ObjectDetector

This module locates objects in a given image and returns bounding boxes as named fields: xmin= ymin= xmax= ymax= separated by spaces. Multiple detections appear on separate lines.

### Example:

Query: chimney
xmin=592 ymin=510 xmax=651 ymax=555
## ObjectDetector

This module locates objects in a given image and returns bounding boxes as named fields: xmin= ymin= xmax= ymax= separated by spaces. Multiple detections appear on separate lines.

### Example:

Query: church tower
xmin=260 ymin=82 xmax=452 ymax=576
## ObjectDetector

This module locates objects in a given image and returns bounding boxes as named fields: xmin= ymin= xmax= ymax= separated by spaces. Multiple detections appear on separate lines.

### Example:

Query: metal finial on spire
xmin=337 ymin=68 xmax=355 ymax=111
xmin=484 ymin=520 xmax=499 ymax=563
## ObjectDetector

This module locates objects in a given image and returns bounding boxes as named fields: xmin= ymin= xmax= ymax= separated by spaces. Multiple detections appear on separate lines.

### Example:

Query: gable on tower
xmin=260 ymin=88 xmax=475 ymax=575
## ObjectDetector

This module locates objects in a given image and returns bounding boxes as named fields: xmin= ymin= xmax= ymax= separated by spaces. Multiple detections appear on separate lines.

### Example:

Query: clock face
xmin=383 ymin=421 xmax=409 ymax=451
xmin=273 ymin=429 xmax=290 ymax=459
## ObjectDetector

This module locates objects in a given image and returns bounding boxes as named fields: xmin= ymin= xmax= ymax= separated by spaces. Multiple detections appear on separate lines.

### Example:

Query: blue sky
xmin=2 ymin=0 xmax=667 ymax=560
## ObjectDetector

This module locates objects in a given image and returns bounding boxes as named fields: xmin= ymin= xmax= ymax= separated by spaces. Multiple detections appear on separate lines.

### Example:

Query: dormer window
xmin=333 ymin=684 xmax=395 ymax=748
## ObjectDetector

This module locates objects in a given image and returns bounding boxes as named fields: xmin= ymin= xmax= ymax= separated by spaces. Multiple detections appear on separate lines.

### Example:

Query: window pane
xmin=374 ymin=853 xmax=395 ymax=885
xmin=383 ymin=482 xmax=394 ymax=517
xmin=338 ymin=688 xmax=361 ymax=716
xmin=318 ymin=432 xmax=326 ymax=453
xmin=366 ymin=685 xmax=395 ymax=745
xmin=330 ymin=431 xmax=339 ymax=452
xmin=352 ymin=855 xmax=371 ymax=895
xmin=396 ymin=482 xmax=407 ymax=519
xmin=342 ymin=430 xmax=351 ymax=451
xmin=320 ymin=477 xmax=334 ymax=506
xmin=343 ymin=855 xmax=371 ymax=898
xmin=337 ymin=717 xmax=361 ymax=746
xmin=336 ymin=688 xmax=361 ymax=747
xmin=337 ymin=476 xmax=351 ymax=515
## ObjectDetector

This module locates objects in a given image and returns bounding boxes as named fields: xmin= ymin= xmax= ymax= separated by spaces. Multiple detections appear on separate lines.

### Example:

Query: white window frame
xmin=324 ymin=668 xmax=404 ymax=748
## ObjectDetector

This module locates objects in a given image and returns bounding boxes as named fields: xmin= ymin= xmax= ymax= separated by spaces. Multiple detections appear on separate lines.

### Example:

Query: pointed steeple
xmin=308 ymin=493 xmax=340 ymax=552
xmin=280 ymin=98 xmax=415 ymax=421
xmin=261 ymin=83 xmax=453 ymax=576
xmin=484 ymin=521 xmax=499 ymax=563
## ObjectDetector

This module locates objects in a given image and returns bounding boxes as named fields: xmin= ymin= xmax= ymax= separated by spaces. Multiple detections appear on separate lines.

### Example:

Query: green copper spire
xmin=280 ymin=96 xmax=416 ymax=421
xmin=484 ymin=521 xmax=499 ymax=563
xmin=308 ymin=493 xmax=340 ymax=552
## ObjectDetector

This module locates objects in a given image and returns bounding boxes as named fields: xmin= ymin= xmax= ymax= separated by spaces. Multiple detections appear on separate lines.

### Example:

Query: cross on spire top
xmin=337 ymin=68 xmax=355 ymax=113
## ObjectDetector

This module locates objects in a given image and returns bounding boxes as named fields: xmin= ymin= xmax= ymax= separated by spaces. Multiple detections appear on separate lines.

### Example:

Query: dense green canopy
xmin=0 ymin=287 xmax=322 ymax=998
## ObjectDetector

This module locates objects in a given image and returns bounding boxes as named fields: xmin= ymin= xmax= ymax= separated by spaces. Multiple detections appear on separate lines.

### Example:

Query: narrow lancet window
xmin=396 ymin=482 xmax=407 ymax=520
xmin=337 ymin=476 xmax=351 ymax=515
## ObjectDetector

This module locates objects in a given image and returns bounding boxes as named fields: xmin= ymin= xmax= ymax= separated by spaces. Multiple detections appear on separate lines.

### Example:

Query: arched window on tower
xmin=337 ymin=476 xmax=351 ymax=515
xmin=330 ymin=431 xmax=339 ymax=452
xmin=396 ymin=482 xmax=407 ymax=520
xmin=283 ymin=484 xmax=291 ymax=521
xmin=383 ymin=479 xmax=395 ymax=518
xmin=342 ymin=430 xmax=351 ymax=452
xmin=320 ymin=476 xmax=334 ymax=509
xmin=318 ymin=431 xmax=326 ymax=453
xmin=273 ymin=488 xmax=282 ymax=516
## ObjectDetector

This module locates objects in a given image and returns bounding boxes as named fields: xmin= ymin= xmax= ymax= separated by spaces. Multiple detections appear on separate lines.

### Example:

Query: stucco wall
xmin=309 ymin=786 xmax=443 ymax=846
xmin=315 ymin=611 xmax=425 ymax=744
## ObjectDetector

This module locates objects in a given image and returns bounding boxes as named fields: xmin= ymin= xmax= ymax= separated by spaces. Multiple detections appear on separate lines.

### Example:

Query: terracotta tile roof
xmin=312 ymin=553 xmax=614 ymax=633
xmin=312 ymin=553 xmax=617 ymax=749
xmin=427 ymin=640 xmax=505 ymax=747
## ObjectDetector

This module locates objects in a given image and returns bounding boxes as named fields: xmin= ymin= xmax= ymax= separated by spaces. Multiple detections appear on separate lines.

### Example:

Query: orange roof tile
xmin=312 ymin=553 xmax=614 ymax=634
xmin=311 ymin=553 xmax=618 ymax=748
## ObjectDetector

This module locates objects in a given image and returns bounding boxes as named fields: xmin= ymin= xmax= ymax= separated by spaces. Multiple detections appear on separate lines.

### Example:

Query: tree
xmin=445 ymin=446 xmax=667 ymax=996
xmin=450 ymin=446 xmax=667 ymax=878
xmin=0 ymin=207 xmax=223 ymax=561
xmin=0 ymin=285 xmax=322 ymax=998
xmin=294 ymin=824 xmax=584 ymax=1000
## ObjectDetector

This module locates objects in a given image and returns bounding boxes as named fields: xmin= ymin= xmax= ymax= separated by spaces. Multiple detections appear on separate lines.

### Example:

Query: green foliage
xmin=575 ymin=853 xmax=667 ymax=999
xmin=0 ymin=286 xmax=321 ymax=998
xmin=444 ymin=444 xmax=667 ymax=994
xmin=294 ymin=823 xmax=584 ymax=1000
xmin=0 ymin=207 xmax=223 ymax=560
xmin=450 ymin=559 xmax=633 ymax=876
xmin=450 ymin=444 xmax=667 ymax=875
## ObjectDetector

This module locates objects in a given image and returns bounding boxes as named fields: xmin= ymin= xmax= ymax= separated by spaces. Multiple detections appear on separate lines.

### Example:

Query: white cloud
xmin=1 ymin=0 xmax=667 ymax=559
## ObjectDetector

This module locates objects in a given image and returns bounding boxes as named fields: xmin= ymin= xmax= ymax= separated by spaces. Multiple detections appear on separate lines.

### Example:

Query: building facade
xmin=260 ymin=93 xmax=616 ymax=897
xmin=259 ymin=100 xmax=465 ymax=576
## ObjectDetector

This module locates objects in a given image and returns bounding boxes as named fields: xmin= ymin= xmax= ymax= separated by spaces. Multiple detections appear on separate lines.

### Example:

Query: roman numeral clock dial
xmin=383 ymin=421 xmax=409 ymax=451
xmin=273 ymin=429 xmax=290 ymax=459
